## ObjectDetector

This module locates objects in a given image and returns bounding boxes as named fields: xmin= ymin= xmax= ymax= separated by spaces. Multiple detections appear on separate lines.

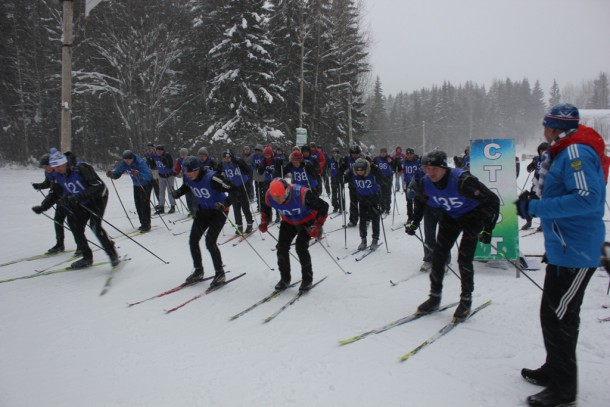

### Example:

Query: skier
xmin=391 ymin=146 xmax=406 ymax=193
xmin=32 ymin=148 xmax=119 ymax=269
xmin=396 ymin=147 xmax=421 ymax=223
xmin=515 ymin=103 xmax=608 ymax=407
xmin=373 ymin=148 xmax=394 ymax=215
xmin=106 ymin=150 xmax=153 ymax=232
xmin=32 ymin=153 xmax=70 ymax=254
xmin=343 ymin=145 xmax=367 ymax=227
xmin=153 ymin=145 xmax=176 ymax=214
xmin=197 ymin=147 xmax=219 ymax=171
xmin=172 ymin=156 xmax=234 ymax=288
xmin=220 ymin=150 xmax=254 ymax=235
xmin=351 ymin=158 xmax=383 ymax=251
xmin=278 ymin=150 xmax=321 ymax=196
xmin=328 ymin=147 xmax=345 ymax=213
xmin=259 ymin=178 xmax=329 ymax=293
xmin=143 ymin=142 xmax=160 ymax=201
xmin=404 ymin=150 xmax=499 ymax=320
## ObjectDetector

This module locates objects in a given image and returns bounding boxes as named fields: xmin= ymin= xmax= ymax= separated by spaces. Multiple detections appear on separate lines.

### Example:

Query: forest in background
xmin=1 ymin=0 xmax=608 ymax=165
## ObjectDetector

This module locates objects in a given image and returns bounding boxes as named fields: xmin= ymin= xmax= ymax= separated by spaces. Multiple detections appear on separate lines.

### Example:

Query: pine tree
xmin=366 ymin=76 xmax=388 ymax=146
xmin=548 ymin=79 xmax=561 ymax=107
xmin=589 ymin=72 xmax=609 ymax=109
xmin=205 ymin=0 xmax=286 ymax=148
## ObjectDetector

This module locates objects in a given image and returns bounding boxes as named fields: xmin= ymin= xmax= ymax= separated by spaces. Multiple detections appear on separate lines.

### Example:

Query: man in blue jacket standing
xmin=516 ymin=103 xmax=608 ymax=407
xmin=107 ymin=150 xmax=153 ymax=232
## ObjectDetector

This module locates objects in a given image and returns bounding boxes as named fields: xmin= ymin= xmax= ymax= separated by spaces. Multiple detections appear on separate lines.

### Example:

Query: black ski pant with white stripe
xmin=538 ymin=265 xmax=595 ymax=399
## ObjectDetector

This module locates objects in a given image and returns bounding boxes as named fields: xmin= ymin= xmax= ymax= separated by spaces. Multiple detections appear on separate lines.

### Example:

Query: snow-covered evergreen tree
xmin=205 ymin=0 xmax=286 ymax=148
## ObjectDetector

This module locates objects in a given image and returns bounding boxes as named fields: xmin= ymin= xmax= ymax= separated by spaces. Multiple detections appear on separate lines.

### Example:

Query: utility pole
xmin=347 ymin=88 xmax=353 ymax=146
xmin=60 ymin=0 xmax=74 ymax=151
xmin=422 ymin=120 xmax=426 ymax=153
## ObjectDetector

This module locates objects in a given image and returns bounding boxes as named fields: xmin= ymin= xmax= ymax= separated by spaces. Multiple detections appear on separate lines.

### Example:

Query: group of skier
xmin=30 ymin=102 xmax=608 ymax=407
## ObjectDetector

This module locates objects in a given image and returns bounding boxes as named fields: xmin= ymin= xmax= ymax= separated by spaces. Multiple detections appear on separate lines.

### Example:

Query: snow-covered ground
xmin=1 ymin=166 xmax=609 ymax=407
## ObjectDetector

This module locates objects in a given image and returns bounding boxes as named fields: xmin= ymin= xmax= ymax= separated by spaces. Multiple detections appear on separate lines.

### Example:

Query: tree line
xmin=1 ymin=0 xmax=608 ymax=165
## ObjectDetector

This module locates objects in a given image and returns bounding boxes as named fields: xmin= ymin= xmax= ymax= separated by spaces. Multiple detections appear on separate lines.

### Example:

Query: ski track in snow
xmin=1 ymin=164 xmax=609 ymax=407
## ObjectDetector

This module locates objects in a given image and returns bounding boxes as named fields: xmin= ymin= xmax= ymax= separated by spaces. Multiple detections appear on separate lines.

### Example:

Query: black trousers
xmin=66 ymin=194 xmax=116 ymax=260
xmin=429 ymin=214 xmax=482 ymax=297
xmin=189 ymin=208 xmax=226 ymax=272
xmin=276 ymin=221 xmax=313 ymax=284
xmin=422 ymin=206 xmax=450 ymax=263
xmin=134 ymin=183 xmax=152 ymax=228
xmin=330 ymin=177 xmax=344 ymax=211
xmin=54 ymin=205 xmax=67 ymax=245
xmin=538 ymin=265 xmax=595 ymax=399
xmin=358 ymin=201 xmax=380 ymax=240
xmin=379 ymin=177 xmax=392 ymax=213
xmin=231 ymin=186 xmax=253 ymax=227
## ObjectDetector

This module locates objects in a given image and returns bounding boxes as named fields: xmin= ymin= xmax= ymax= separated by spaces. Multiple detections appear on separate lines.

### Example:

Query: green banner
xmin=470 ymin=139 xmax=519 ymax=261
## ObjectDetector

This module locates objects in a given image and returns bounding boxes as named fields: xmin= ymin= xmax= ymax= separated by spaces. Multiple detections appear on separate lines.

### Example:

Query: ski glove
xmin=404 ymin=222 xmax=419 ymax=236
xmin=308 ymin=214 xmax=328 ymax=239
xmin=171 ymin=190 xmax=181 ymax=199
xmin=32 ymin=205 xmax=44 ymax=214
xmin=259 ymin=213 xmax=270 ymax=233
xmin=105 ymin=170 xmax=114 ymax=179
xmin=60 ymin=194 xmax=79 ymax=209
xmin=478 ymin=230 xmax=492 ymax=244
xmin=515 ymin=191 xmax=537 ymax=219
xmin=214 ymin=202 xmax=226 ymax=212
xmin=32 ymin=183 xmax=44 ymax=191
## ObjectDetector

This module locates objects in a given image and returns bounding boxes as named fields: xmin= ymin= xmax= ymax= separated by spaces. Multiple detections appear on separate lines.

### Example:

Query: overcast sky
xmin=362 ymin=0 xmax=610 ymax=96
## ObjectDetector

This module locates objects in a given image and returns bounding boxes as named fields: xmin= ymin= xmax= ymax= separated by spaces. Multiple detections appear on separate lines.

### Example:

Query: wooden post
xmin=60 ymin=0 xmax=74 ymax=152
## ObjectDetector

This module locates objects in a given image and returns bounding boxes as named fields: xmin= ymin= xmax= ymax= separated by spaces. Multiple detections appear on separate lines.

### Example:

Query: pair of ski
xmin=0 ymin=255 xmax=130 ymax=295
xmin=229 ymin=280 xmax=302 ymax=320
xmin=164 ymin=272 xmax=247 ymax=314
xmin=337 ymin=242 xmax=382 ymax=262
xmin=0 ymin=249 xmax=76 ymax=268
xmin=339 ymin=300 xmax=492 ymax=362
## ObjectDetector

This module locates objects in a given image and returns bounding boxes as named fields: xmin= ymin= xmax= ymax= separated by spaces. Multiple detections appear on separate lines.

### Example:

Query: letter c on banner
xmin=484 ymin=143 xmax=502 ymax=160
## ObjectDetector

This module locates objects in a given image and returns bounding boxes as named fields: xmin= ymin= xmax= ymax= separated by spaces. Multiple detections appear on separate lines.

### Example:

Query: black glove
xmin=106 ymin=170 xmax=113 ymax=179
xmin=32 ymin=183 xmax=44 ymax=191
xmin=214 ymin=202 xmax=226 ymax=211
xmin=526 ymin=161 xmax=536 ymax=173
xmin=515 ymin=191 xmax=538 ymax=219
xmin=60 ymin=194 xmax=79 ymax=208
xmin=32 ymin=205 xmax=44 ymax=214
xmin=404 ymin=222 xmax=419 ymax=236
xmin=171 ymin=190 xmax=181 ymax=199
xmin=478 ymin=230 xmax=492 ymax=244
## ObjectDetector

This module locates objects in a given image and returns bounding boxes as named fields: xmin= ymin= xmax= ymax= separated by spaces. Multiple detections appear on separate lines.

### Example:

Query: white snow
xmin=1 ymin=167 xmax=609 ymax=407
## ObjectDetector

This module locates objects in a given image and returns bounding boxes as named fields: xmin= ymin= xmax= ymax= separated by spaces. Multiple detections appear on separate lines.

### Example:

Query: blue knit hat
xmin=543 ymin=103 xmax=580 ymax=131
xmin=49 ymin=148 xmax=68 ymax=167
xmin=182 ymin=156 xmax=200 ymax=173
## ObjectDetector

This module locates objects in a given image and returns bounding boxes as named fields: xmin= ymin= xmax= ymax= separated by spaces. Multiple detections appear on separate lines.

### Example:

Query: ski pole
xmin=266 ymin=229 xmax=301 ymax=264
xmin=36 ymin=189 xmax=102 ymax=251
xmin=109 ymin=178 xmax=135 ymax=229
xmin=490 ymin=242 xmax=543 ymax=291
xmin=222 ymin=211 xmax=274 ymax=270
xmin=76 ymin=202 xmax=170 ymax=264
xmin=412 ymin=232 xmax=460 ymax=280
xmin=378 ymin=207 xmax=390 ymax=253
xmin=341 ymin=182 xmax=347 ymax=250
xmin=519 ymin=171 xmax=532 ymax=193
xmin=314 ymin=233 xmax=351 ymax=275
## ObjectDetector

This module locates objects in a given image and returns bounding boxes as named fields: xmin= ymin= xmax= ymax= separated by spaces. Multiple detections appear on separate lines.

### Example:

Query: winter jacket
xmin=528 ymin=125 xmax=607 ymax=268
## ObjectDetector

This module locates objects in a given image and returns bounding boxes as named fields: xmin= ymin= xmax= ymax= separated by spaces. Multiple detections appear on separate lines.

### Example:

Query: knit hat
xmin=421 ymin=150 xmax=448 ymax=168
xmin=263 ymin=146 xmax=273 ymax=156
xmin=290 ymin=151 xmax=303 ymax=161
xmin=300 ymin=145 xmax=311 ymax=154
xmin=39 ymin=153 xmax=50 ymax=167
xmin=255 ymin=144 xmax=264 ymax=152
xmin=182 ymin=156 xmax=200 ymax=173
xmin=353 ymin=158 xmax=368 ymax=172
xmin=179 ymin=148 xmax=188 ymax=155
xmin=198 ymin=147 xmax=209 ymax=156
xmin=156 ymin=145 xmax=165 ymax=151
xmin=406 ymin=148 xmax=415 ymax=154
xmin=49 ymin=148 xmax=68 ymax=167
xmin=222 ymin=149 xmax=233 ymax=158
xmin=122 ymin=150 xmax=135 ymax=160
xmin=542 ymin=103 xmax=580 ymax=131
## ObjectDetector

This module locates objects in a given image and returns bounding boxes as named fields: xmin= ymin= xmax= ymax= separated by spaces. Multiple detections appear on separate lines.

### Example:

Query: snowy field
xmin=1 ymin=165 xmax=609 ymax=407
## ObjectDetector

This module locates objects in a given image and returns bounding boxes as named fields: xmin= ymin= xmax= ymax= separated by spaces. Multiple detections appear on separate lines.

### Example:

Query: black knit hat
xmin=421 ymin=150 xmax=448 ymax=168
